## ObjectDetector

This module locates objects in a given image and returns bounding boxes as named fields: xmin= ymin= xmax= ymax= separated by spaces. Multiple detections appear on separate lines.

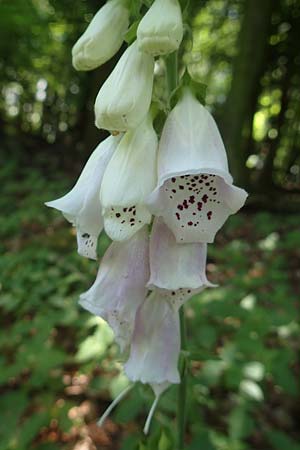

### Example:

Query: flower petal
xmin=147 ymin=89 xmax=248 ymax=243
xmin=100 ymin=115 xmax=157 ymax=241
xmin=95 ymin=40 xmax=154 ymax=131
xmin=46 ymin=135 xmax=120 ymax=259
xmin=79 ymin=227 xmax=149 ymax=351
xmin=124 ymin=290 xmax=180 ymax=385
xmin=148 ymin=217 xmax=213 ymax=290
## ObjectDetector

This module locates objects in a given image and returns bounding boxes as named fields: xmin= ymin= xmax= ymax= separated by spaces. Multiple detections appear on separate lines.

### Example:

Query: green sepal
xmin=182 ymin=70 xmax=207 ymax=104
xmin=124 ymin=20 xmax=140 ymax=44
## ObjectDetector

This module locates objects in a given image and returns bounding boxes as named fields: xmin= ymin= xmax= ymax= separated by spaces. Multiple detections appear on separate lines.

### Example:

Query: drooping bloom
xmin=124 ymin=290 xmax=180 ymax=388
xmin=147 ymin=89 xmax=248 ymax=244
xmin=45 ymin=135 xmax=121 ymax=259
xmin=72 ymin=0 xmax=129 ymax=71
xmin=137 ymin=0 xmax=183 ymax=56
xmin=79 ymin=227 xmax=149 ymax=351
xmin=148 ymin=217 xmax=214 ymax=291
xmin=94 ymin=41 xmax=154 ymax=132
xmin=124 ymin=289 xmax=182 ymax=433
xmin=100 ymin=115 xmax=157 ymax=241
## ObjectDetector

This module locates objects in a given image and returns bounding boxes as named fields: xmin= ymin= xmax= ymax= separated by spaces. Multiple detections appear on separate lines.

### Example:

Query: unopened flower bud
xmin=94 ymin=41 xmax=154 ymax=132
xmin=72 ymin=0 xmax=129 ymax=71
xmin=137 ymin=0 xmax=183 ymax=56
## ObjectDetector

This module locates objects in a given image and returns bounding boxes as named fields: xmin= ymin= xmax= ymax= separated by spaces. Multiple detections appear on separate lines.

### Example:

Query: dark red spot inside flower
xmin=123 ymin=208 xmax=127 ymax=212
xmin=189 ymin=195 xmax=195 ymax=204
xmin=202 ymin=194 xmax=208 ymax=203
xmin=116 ymin=213 xmax=121 ymax=218
xmin=188 ymin=221 xmax=193 ymax=226
xmin=176 ymin=212 xmax=180 ymax=220
xmin=179 ymin=185 xmax=184 ymax=190
xmin=172 ymin=189 xmax=176 ymax=193
xmin=171 ymin=177 xmax=176 ymax=182
xmin=197 ymin=202 xmax=203 ymax=211
xmin=177 ymin=204 xmax=183 ymax=211
xmin=183 ymin=200 xmax=189 ymax=209
xmin=207 ymin=211 xmax=212 ymax=220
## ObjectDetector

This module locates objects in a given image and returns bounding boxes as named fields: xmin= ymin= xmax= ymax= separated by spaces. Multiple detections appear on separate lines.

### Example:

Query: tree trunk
xmin=221 ymin=0 xmax=273 ymax=188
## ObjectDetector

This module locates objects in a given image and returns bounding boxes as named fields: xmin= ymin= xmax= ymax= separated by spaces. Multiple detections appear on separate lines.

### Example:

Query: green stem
xmin=165 ymin=51 xmax=179 ymax=104
xmin=164 ymin=51 xmax=187 ymax=449
xmin=177 ymin=306 xmax=188 ymax=450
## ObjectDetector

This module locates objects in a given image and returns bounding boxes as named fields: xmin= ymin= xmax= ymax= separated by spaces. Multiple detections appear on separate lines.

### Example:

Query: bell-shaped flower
xmin=124 ymin=290 xmax=180 ymax=388
xmin=72 ymin=0 xmax=129 ymax=71
xmin=148 ymin=217 xmax=214 ymax=292
xmin=94 ymin=41 xmax=154 ymax=132
xmin=45 ymin=135 xmax=120 ymax=259
xmin=147 ymin=89 xmax=248 ymax=244
xmin=124 ymin=290 xmax=181 ymax=433
xmin=79 ymin=227 xmax=149 ymax=351
xmin=100 ymin=115 xmax=157 ymax=241
xmin=137 ymin=0 xmax=183 ymax=56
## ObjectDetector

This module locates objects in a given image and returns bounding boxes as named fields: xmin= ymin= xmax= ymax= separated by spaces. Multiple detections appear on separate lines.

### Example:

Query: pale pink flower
xmin=79 ymin=227 xmax=149 ymax=351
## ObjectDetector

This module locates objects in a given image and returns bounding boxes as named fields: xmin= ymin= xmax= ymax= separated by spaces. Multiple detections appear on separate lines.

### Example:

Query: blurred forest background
xmin=0 ymin=0 xmax=299 ymax=449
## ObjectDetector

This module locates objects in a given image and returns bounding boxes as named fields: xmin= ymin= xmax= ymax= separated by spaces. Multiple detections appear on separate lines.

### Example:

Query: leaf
xmin=188 ymin=431 xmax=216 ymax=450
xmin=228 ymin=404 xmax=254 ymax=440
xmin=267 ymin=431 xmax=300 ymax=450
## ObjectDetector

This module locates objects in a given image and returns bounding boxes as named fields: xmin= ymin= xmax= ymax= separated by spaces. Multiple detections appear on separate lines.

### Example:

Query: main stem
xmin=178 ymin=307 xmax=188 ymax=450
xmin=165 ymin=51 xmax=188 ymax=450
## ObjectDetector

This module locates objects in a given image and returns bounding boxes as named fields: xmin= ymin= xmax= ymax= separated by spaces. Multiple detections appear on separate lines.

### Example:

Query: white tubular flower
xmin=79 ymin=227 xmax=149 ymax=352
xmin=148 ymin=217 xmax=214 ymax=291
xmin=124 ymin=291 xmax=180 ymax=387
xmin=147 ymin=89 xmax=248 ymax=244
xmin=137 ymin=0 xmax=183 ymax=56
xmin=94 ymin=41 xmax=154 ymax=132
xmin=72 ymin=0 xmax=129 ymax=71
xmin=100 ymin=115 xmax=158 ymax=241
xmin=45 ymin=135 xmax=120 ymax=259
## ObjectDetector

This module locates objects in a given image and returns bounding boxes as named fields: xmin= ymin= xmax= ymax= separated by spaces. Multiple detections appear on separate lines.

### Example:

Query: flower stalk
xmin=177 ymin=306 xmax=188 ymax=450
xmin=165 ymin=50 xmax=188 ymax=450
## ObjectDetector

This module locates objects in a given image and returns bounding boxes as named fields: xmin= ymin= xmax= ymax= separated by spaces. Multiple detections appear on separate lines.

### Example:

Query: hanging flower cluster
xmin=46 ymin=0 xmax=248 ymax=434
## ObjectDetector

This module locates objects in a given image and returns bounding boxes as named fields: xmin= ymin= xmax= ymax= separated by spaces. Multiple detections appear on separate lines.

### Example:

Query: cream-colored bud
xmin=72 ymin=0 xmax=129 ymax=71
xmin=94 ymin=41 xmax=154 ymax=132
xmin=137 ymin=0 xmax=183 ymax=56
